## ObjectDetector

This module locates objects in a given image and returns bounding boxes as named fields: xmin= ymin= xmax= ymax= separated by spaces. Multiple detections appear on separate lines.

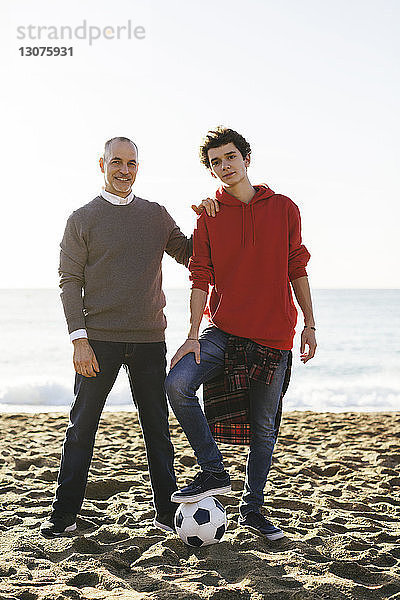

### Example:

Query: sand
xmin=0 ymin=411 xmax=399 ymax=600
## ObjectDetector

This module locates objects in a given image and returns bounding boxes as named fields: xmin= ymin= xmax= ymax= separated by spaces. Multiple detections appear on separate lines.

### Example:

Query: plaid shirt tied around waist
xmin=203 ymin=334 xmax=292 ymax=445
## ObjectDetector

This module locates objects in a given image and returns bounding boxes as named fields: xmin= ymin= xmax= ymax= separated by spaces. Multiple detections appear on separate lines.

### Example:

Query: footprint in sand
xmin=65 ymin=571 xmax=100 ymax=588
xmin=84 ymin=478 xmax=135 ymax=500
xmin=269 ymin=498 xmax=313 ymax=514
xmin=15 ymin=592 xmax=38 ymax=600
xmin=88 ymin=526 xmax=132 ymax=544
xmin=14 ymin=457 xmax=47 ymax=471
xmin=179 ymin=455 xmax=196 ymax=467
xmin=329 ymin=560 xmax=389 ymax=585
xmin=59 ymin=590 xmax=82 ymax=599
xmin=101 ymin=545 xmax=141 ymax=569
xmin=70 ymin=537 xmax=107 ymax=555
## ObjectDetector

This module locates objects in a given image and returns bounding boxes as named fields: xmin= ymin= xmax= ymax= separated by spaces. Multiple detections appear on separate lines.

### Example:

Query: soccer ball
xmin=174 ymin=496 xmax=227 ymax=547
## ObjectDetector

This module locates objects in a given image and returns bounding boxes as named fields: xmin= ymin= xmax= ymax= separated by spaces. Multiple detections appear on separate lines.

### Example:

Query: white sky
xmin=1 ymin=0 xmax=399 ymax=289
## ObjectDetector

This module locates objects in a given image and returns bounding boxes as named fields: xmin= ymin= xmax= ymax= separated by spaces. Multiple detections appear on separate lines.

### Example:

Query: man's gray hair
xmin=104 ymin=137 xmax=138 ymax=160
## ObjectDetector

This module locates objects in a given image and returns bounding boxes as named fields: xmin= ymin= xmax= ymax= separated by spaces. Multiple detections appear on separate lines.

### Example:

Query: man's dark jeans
xmin=53 ymin=340 xmax=177 ymax=517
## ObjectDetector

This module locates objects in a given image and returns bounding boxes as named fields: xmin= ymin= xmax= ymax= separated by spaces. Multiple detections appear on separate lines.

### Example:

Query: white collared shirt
xmin=70 ymin=189 xmax=135 ymax=342
xmin=100 ymin=188 xmax=135 ymax=205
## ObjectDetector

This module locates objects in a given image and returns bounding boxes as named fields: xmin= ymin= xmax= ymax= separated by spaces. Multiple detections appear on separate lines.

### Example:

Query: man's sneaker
xmin=171 ymin=470 xmax=231 ymax=503
xmin=153 ymin=511 xmax=175 ymax=533
xmin=40 ymin=512 xmax=77 ymax=538
xmin=239 ymin=511 xmax=284 ymax=540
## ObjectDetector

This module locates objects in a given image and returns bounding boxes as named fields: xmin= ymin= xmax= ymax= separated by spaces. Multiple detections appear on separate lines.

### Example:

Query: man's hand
xmin=171 ymin=339 xmax=201 ymax=369
xmin=192 ymin=198 xmax=220 ymax=217
xmin=73 ymin=338 xmax=100 ymax=377
xmin=300 ymin=328 xmax=317 ymax=363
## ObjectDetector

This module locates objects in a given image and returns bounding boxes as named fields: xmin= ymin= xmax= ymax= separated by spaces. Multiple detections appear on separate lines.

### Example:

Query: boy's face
xmin=207 ymin=142 xmax=250 ymax=186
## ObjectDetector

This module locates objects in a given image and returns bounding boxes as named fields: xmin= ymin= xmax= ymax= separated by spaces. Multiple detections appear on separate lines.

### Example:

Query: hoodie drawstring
xmin=250 ymin=204 xmax=255 ymax=246
xmin=241 ymin=203 xmax=256 ymax=247
xmin=241 ymin=204 xmax=246 ymax=247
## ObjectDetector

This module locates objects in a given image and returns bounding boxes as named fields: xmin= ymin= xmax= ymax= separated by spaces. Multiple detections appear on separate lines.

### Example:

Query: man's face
xmin=99 ymin=140 xmax=138 ymax=197
xmin=207 ymin=142 xmax=250 ymax=187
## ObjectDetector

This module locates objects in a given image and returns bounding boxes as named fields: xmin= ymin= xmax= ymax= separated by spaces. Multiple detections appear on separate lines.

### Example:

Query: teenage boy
xmin=166 ymin=127 xmax=316 ymax=540
xmin=40 ymin=137 xmax=216 ymax=538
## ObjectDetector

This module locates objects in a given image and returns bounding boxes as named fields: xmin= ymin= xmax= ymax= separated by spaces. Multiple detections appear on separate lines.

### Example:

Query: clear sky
xmin=1 ymin=0 xmax=399 ymax=289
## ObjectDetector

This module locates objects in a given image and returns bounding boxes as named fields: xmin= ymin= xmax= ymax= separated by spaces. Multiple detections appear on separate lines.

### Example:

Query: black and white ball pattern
xmin=174 ymin=496 xmax=227 ymax=547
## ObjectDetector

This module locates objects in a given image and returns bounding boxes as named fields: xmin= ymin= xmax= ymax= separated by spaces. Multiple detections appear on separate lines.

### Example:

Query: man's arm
xmin=165 ymin=226 xmax=193 ymax=266
xmin=59 ymin=213 xmax=99 ymax=377
xmin=170 ymin=289 xmax=208 ymax=368
xmin=59 ymin=213 xmax=89 ymax=331
xmin=164 ymin=198 xmax=220 ymax=267
xmin=291 ymin=276 xmax=317 ymax=363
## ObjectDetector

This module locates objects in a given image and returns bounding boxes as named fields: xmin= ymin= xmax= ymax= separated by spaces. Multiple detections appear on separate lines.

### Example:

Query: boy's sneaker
xmin=153 ymin=511 xmax=175 ymax=533
xmin=239 ymin=511 xmax=284 ymax=540
xmin=171 ymin=470 xmax=231 ymax=503
xmin=40 ymin=512 xmax=77 ymax=538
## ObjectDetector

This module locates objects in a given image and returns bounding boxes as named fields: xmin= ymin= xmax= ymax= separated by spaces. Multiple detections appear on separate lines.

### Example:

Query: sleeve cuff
xmin=70 ymin=329 xmax=88 ymax=342
xmin=289 ymin=268 xmax=308 ymax=282
xmin=191 ymin=282 xmax=209 ymax=293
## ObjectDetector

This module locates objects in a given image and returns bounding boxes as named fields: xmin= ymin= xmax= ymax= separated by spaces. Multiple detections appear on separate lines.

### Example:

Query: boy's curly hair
xmin=199 ymin=127 xmax=251 ymax=169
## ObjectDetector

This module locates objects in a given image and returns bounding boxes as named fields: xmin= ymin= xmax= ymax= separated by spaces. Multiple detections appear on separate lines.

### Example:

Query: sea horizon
xmin=1 ymin=288 xmax=399 ymax=414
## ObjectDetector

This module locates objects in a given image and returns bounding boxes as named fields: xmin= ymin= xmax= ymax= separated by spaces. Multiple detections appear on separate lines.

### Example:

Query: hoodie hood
xmin=215 ymin=184 xmax=276 ymax=246
xmin=215 ymin=183 xmax=275 ymax=206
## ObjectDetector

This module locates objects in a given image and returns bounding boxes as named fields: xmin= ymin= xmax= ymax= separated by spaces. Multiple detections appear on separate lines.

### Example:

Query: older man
xmin=41 ymin=136 xmax=214 ymax=538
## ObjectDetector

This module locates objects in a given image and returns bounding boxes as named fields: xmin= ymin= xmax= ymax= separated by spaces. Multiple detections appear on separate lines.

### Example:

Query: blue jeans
xmin=53 ymin=340 xmax=177 ymax=517
xmin=165 ymin=326 xmax=289 ymax=516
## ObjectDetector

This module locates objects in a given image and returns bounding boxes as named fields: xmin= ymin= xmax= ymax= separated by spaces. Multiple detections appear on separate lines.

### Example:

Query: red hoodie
xmin=189 ymin=185 xmax=310 ymax=350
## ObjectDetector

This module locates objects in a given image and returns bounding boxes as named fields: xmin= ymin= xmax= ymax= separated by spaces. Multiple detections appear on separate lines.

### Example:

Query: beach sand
xmin=0 ymin=411 xmax=399 ymax=600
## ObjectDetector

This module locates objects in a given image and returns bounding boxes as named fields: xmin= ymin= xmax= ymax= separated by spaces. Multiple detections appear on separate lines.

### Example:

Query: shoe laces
xmin=193 ymin=471 xmax=205 ymax=484
xmin=248 ymin=511 xmax=271 ymax=527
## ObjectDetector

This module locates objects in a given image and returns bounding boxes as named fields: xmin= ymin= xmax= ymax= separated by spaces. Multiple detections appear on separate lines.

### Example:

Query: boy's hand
xmin=191 ymin=198 xmax=220 ymax=217
xmin=300 ymin=328 xmax=317 ymax=363
xmin=170 ymin=339 xmax=201 ymax=369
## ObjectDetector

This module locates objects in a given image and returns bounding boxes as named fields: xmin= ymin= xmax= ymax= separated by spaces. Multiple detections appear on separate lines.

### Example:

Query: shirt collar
xmin=100 ymin=189 xmax=135 ymax=205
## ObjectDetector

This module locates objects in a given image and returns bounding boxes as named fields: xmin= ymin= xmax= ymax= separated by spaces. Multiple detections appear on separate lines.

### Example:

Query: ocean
xmin=0 ymin=289 xmax=399 ymax=413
